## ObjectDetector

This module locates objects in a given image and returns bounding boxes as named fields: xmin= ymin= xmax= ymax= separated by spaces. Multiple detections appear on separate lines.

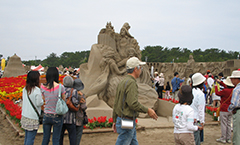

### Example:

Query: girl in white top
xmin=173 ymin=85 xmax=203 ymax=145
xmin=21 ymin=71 xmax=44 ymax=145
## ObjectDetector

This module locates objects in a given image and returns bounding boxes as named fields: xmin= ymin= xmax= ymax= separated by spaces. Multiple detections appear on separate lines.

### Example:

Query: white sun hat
xmin=192 ymin=73 xmax=206 ymax=86
xmin=159 ymin=73 xmax=164 ymax=77
xmin=223 ymin=76 xmax=234 ymax=87
xmin=126 ymin=57 xmax=146 ymax=69
xmin=230 ymin=70 xmax=240 ymax=79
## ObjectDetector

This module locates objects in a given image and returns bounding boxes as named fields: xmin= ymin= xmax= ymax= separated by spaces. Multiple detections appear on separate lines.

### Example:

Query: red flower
xmin=88 ymin=118 xmax=93 ymax=123
xmin=16 ymin=114 xmax=21 ymax=120
xmin=97 ymin=116 xmax=107 ymax=123
xmin=135 ymin=119 xmax=138 ymax=123
xmin=213 ymin=107 xmax=218 ymax=112
xmin=108 ymin=118 xmax=113 ymax=123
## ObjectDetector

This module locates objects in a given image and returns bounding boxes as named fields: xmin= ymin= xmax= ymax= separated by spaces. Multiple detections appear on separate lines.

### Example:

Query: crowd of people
xmin=19 ymin=56 xmax=240 ymax=145
xmin=161 ymin=69 xmax=239 ymax=145
xmin=146 ymin=63 xmax=240 ymax=144
xmin=21 ymin=67 xmax=86 ymax=145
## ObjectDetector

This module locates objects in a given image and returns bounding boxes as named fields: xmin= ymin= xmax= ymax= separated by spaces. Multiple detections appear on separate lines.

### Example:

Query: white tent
xmin=32 ymin=64 xmax=44 ymax=71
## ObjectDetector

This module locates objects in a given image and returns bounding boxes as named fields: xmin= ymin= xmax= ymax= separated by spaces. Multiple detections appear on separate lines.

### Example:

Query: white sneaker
xmin=216 ymin=138 xmax=226 ymax=144
xmin=226 ymin=139 xmax=231 ymax=144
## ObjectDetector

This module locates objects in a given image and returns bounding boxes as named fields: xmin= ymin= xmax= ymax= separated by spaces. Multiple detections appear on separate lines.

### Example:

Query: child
xmin=73 ymin=79 xmax=87 ymax=145
xmin=172 ymin=85 xmax=203 ymax=145
xmin=165 ymin=81 xmax=171 ymax=99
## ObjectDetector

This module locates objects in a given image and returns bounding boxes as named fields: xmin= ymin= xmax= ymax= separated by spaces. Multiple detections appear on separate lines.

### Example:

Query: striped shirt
xmin=41 ymin=84 xmax=65 ymax=114
xmin=228 ymin=82 xmax=240 ymax=112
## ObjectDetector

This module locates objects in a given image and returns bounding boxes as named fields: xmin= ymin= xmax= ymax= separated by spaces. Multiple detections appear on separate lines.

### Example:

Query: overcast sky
xmin=0 ymin=0 xmax=240 ymax=61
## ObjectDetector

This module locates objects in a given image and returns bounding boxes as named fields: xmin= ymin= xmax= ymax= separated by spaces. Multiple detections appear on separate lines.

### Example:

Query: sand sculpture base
xmin=85 ymin=95 xmax=175 ymax=119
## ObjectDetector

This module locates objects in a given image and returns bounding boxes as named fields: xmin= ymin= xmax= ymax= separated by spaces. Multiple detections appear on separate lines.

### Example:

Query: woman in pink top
xmin=41 ymin=67 xmax=66 ymax=145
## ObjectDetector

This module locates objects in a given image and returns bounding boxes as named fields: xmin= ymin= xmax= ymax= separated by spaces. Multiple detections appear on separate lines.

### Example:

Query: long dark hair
xmin=44 ymin=67 xmax=59 ymax=90
xmin=192 ymin=82 xmax=204 ymax=90
xmin=25 ymin=71 xmax=40 ymax=95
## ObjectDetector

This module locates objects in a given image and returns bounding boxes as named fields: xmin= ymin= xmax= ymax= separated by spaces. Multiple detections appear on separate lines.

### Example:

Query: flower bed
xmin=159 ymin=98 xmax=179 ymax=104
xmin=205 ymin=106 xmax=218 ymax=121
xmin=85 ymin=116 xmax=138 ymax=130
xmin=0 ymin=99 xmax=22 ymax=127
xmin=160 ymin=98 xmax=218 ymax=121
xmin=85 ymin=116 xmax=113 ymax=130
xmin=0 ymin=74 xmax=116 ymax=130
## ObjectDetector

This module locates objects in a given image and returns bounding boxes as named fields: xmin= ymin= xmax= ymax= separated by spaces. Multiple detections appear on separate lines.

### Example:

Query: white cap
xmin=126 ymin=57 xmax=146 ymax=69
xmin=192 ymin=72 xmax=206 ymax=86
xmin=230 ymin=70 xmax=240 ymax=78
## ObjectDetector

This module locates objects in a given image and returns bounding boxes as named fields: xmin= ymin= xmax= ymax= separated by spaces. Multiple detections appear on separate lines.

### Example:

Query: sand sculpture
xmin=147 ymin=55 xmax=228 ymax=85
xmin=80 ymin=22 xmax=158 ymax=110
xmin=58 ymin=65 xmax=64 ymax=72
xmin=2 ymin=54 xmax=26 ymax=78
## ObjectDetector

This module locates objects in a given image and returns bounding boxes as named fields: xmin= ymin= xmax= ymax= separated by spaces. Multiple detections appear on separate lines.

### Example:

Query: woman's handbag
xmin=83 ymin=110 xmax=88 ymax=125
xmin=55 ymin=84 xmax=69 ymax=115
xmin=66 ymin=88 xmax=80 ymax=112
xmin=27 ymin=94 xmax=43 ymax=124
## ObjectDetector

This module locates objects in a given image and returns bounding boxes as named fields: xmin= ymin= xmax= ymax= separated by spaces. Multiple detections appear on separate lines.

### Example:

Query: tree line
xmin=141 ymin=46 xmax=239 ymax=63
xmin=20 ymin=46 xmax=240 ymax=68
xmin=22 ymin=51 xmax=90 ymax=68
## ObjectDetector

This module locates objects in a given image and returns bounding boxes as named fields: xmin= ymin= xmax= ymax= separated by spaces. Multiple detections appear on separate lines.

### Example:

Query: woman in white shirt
xmin=173 ymin=85 xmax=203 ymax=145
xmin=191 ymin=73 xmax=206 ymax=145
xmin=21 ymin=71 xmax=44 ymax=145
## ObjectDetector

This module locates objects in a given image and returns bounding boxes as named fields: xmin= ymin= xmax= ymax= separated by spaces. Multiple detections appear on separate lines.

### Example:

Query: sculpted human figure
xmin=116 ymin=22 xmax=139 ymax=59
xmin=185 ymin=55 xmax=195 ymax=78
xmin=99 ymin=46 xmax=126 ymax=75
xmin=80 ymin=22 xmax=158 ymax=109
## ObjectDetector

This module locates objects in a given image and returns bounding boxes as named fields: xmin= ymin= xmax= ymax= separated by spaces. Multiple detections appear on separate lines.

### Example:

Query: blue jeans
xmin=76 ymin=125 xmax=84 ymax=145
xmin=194 ymin=130 xmax=200 ymax=145
xmin=24 ymin=130 xmax=37 ymax=145
xmin=115 ymin=117 xmax=138 ymax=145
xmin=42 ymin=113 xmax=63 ymax=145
xmin=60 ymin=124 xmax=76 ymax=145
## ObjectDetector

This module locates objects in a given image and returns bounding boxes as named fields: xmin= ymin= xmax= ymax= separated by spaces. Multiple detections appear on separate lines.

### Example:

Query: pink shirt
xmin=41 ymin=84 xmax=65 ymax=114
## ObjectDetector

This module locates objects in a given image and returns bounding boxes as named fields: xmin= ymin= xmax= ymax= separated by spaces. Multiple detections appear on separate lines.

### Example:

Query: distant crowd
xmin=153 ymin=68 xmax=240 ymax=145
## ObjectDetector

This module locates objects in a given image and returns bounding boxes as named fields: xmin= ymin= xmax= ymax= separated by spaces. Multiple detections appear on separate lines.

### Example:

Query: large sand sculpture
xmin=79 ymin=22 xmax=240 ymax=118
xmin=147 ymin=56 xmax=240 ymax=86
xmin=2 ymin=54 xmax=26 ymax=78
xmin=80 ymin=22 xmax=158 ymax=118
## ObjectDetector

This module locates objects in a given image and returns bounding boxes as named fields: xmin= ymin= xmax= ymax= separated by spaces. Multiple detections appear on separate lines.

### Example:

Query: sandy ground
xmin=0 ymin=111 xmax=232 ymax=145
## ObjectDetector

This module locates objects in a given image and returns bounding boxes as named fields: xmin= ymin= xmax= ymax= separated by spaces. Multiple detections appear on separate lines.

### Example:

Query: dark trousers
xmin=158 ymin=86 xmax=164 ymax=99
xmin=60 ymin=124 xmax=76 ymax=145
xmin=200 ymin=129 xmax=204 ymax=142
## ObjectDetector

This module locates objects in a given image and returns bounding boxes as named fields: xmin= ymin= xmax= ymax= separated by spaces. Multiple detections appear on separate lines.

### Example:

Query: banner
xmin=1 ymin=58 xmax=5 ymax=71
